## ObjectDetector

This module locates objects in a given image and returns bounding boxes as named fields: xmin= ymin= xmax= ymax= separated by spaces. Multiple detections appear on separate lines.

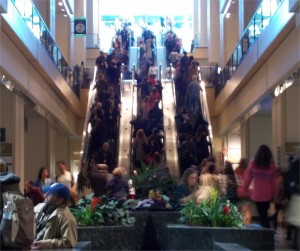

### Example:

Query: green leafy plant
xmin=179 ymin=189 xmax=243 ymax=228
xmin=130 ymin=161 xmax=178 ymax=198
xmin=70 ymin=194 xmax=136 ymax=227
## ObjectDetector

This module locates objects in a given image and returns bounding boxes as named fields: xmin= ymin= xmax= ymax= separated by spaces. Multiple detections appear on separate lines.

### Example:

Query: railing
xmin=10 ymin=0 xmax=79 ymax=97
xmin=217 ymin=0 xmax=283 ymax=96
xmin=79 ymin=66 xmax=98 ymax=166
xmin=198 ymin=68 xmax=213 ymax=154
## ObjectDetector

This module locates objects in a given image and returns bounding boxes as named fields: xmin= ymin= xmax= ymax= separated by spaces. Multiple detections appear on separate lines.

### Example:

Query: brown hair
xmin=181 ymin=168 xmax=198 ymax=190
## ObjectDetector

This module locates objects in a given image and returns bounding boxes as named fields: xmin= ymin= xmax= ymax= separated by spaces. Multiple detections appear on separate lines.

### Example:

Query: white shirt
xmin=56 ymin=171 xmax=73 ymax=189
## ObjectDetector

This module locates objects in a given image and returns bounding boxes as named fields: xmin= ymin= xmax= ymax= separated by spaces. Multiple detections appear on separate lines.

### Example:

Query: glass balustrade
xmin=217 ymin=0 xmax=282 ymax=96
xmin=10 ymin=0 xmax=78 ymax=97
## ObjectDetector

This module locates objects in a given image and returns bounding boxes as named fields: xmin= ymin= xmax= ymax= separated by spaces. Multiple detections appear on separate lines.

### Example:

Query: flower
xmin=223 ymin=205 xmax=230 ymax=216
xmin=180 ymin=189 xmax=243 ymax=228
xmin=90 ymin=197 xmax=101 ymax=211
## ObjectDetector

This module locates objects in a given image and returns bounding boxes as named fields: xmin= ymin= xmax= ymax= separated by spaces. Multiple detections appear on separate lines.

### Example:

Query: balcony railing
xmin=217 ymin=0 xmax=283 ymax=96
xmin=10 ymin=0 xmax=79 ymax=97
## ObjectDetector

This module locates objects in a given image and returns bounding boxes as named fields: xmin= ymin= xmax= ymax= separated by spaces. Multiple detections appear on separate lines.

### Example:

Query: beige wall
xmin=224 ymin=12 xmax=239 ymax=62
xmin=56 ymin=14 xmax=71 ymax=64
xmin=24 ymin=116 xmax=47 ymax=182
xmin=248 ymin=116 xmax=272 ymax=159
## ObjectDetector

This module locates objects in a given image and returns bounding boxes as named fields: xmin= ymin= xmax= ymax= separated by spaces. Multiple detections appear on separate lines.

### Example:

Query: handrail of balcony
xmin=10 ymin=0 xmax=79 ymax=98
xmin=217 ymin=0 xmax=283 ymax=96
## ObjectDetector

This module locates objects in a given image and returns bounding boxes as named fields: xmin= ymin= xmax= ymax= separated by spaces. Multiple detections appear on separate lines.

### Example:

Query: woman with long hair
xmin=173 ymin=168 xmax=198 ymax=208
xmin=33 ymin=167 xmax=53 ymax=193
xmin=244 ymin=145 xmax=278 ymax=228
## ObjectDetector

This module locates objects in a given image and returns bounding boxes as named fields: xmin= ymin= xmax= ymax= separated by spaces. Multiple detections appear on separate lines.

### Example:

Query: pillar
xmin=238 ymin=0 xmax=244 ymax=37
xmin=272 ymin=94 xmax=286 ymax=167
xmin=71 ymin=0 xmax=86 ymax=67
xmin=240 ymin=120 xmax=249 ymax=158
xmin=46 ymin=122 xmax=56 ymax=177
xmin=193 ymin=0 xmax=200 ymax=45
xmin=199 ymin=0 xmax=207 ymax=47
xmin=207 ymin=0 xmax=220 ymax=64
xmin=11 ymin=95 xmax=24 ymax=191
xmin=49 ymin=0 xmax=56 ymax=38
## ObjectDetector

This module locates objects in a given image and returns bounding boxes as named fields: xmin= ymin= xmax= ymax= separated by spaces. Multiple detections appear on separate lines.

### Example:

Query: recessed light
xmin=58 ymin=1 xmax=63 ymax=6
xmin=64 ymin=14 xmax=68 ymax=17
xmin=61 ymin=8 xmax=65 ymax=12
xmin=226 ymin=13 xmax=231 ymax=18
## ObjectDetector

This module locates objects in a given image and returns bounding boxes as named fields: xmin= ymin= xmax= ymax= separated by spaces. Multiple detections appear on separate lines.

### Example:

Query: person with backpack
xmin=32 ymin=183 xmax=77 ymax=249
xmin=0 ymin=158 xmax=35 ymax=250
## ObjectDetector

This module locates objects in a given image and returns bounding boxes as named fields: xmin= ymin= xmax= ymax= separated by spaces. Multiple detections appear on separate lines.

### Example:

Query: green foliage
xmin=179 ymin=189 xmax=243 ymax=228
xmin=130 ymin=161 xmax=178 ymax=198
xmin=70 ymin=195 xmax=137 ymax=227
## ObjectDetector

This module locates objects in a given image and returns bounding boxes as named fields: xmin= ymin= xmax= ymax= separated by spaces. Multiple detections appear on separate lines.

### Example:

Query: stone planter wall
xmin=165 ymin=224 xmax=275 ymax=250
xmin=77 ymin=212 xmax=275 ymax=250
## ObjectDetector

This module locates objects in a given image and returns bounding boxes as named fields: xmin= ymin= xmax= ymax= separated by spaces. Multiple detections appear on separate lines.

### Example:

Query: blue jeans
xmin=188 ymin=96 xmax=200 ymax=116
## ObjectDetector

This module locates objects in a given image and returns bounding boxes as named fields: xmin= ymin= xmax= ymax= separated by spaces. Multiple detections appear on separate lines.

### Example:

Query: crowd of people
xmin=1 ymin=27 xmax=299 ymax=250
xmin=173 ymin=145 xmax=300 ymax=248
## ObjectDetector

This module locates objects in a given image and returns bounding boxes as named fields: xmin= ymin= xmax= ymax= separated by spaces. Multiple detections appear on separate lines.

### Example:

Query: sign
xmin=0 ymin=143 xmax=12 ymax=156
xmin=0 ymin=128 xmax=5 ymax=142
xmin=74 ymin=18 xmax=86 ymax=36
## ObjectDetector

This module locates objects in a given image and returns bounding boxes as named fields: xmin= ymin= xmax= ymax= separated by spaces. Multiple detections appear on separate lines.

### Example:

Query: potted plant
xmin=71 ymin=195 xmax=145 ymax=250
xmin=130 ymin=162 xmax=178 ymax=199
xmin=179 ymin=189 xmax=243 ymax=227
xmin=165 ymin=189 xmax=275 ymax=250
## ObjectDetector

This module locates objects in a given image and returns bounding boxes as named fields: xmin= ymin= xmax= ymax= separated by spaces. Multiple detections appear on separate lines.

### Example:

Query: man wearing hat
xmin=31 ymin=183 xmax=77 ymax=249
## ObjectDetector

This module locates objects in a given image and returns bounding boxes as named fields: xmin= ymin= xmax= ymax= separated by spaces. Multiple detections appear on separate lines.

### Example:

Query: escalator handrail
xmin=80 ymin=66 xmax=98 ymax=167
xmin=198 ymin=68 xmax=213 ymax=154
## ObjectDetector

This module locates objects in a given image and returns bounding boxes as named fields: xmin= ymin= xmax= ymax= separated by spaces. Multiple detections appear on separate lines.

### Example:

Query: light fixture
xmin=226 ymin=13 xmax=231 ymax=18
xmin=64 ymin=14 xmax=68 ymax=17
xmin=58 ymin=1 xmax=63 ymax=6
xmin=61 ymin=8 xmax=65 ymax=12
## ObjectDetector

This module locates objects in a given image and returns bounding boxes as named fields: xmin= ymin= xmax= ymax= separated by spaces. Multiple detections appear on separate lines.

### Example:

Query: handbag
xmin=268 ymin=202 xmax=276 ymax=217
xmin=286 ymin=194 xmax=300 ymax=227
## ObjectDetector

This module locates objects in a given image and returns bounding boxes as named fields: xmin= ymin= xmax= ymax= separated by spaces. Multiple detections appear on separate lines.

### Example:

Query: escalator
xmin=79 ymin=66 xmax=98 ymax=165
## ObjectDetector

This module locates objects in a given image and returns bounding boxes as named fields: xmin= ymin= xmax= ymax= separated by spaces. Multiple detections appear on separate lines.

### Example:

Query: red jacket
xmin=244 ymin=160 xmax=278 ymax=202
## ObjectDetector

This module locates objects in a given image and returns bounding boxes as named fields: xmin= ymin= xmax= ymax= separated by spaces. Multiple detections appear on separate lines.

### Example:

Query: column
xmin=207 ymin=0 xmax=220 ymax=64
xmin=199 ymin=0 xmax=207 ymax=47
xmin=240 ymin=120 xmax=249 ymax=158
xmin=11 ymin=95 xmax=25 ymax=191
xmin=71 ymin=0 xmax=86 ymax=67
xmin=49 ymin=0 xmax=56 ymax=38
xmin=272 ymin=94 xmax=286 ymax=167
xmin=46 ymin=122 xmax=56 ymax=177
xmin=238 ymin=0 xmax=244 ymax=37
xmin=193 ymin=0 xmax=200 ymax=44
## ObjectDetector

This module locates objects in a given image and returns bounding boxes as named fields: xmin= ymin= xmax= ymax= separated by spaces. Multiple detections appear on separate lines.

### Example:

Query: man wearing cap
xmin=31 ymin=183 xmax=77 ymax=250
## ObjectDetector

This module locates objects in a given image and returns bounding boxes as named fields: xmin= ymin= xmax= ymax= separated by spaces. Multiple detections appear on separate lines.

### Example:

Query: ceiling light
xmin=58 ymin=1 xmax=63 ymax=6
xmin=226 ymin=13 xmax=231 ymax=18
xmin=61 ymin=8 xmax=65 ymax=12
xmin=64 ymin=14 xmax=68 ymax=17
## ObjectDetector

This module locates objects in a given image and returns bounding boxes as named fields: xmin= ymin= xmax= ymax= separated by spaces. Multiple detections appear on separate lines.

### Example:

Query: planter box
xmin=141 ymin=211 xmax=180 ymax=250
xmin=165 ymin=224 xmax=275 ymax=250
xmin=77 ymin=212 xmax=149 ymax=250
